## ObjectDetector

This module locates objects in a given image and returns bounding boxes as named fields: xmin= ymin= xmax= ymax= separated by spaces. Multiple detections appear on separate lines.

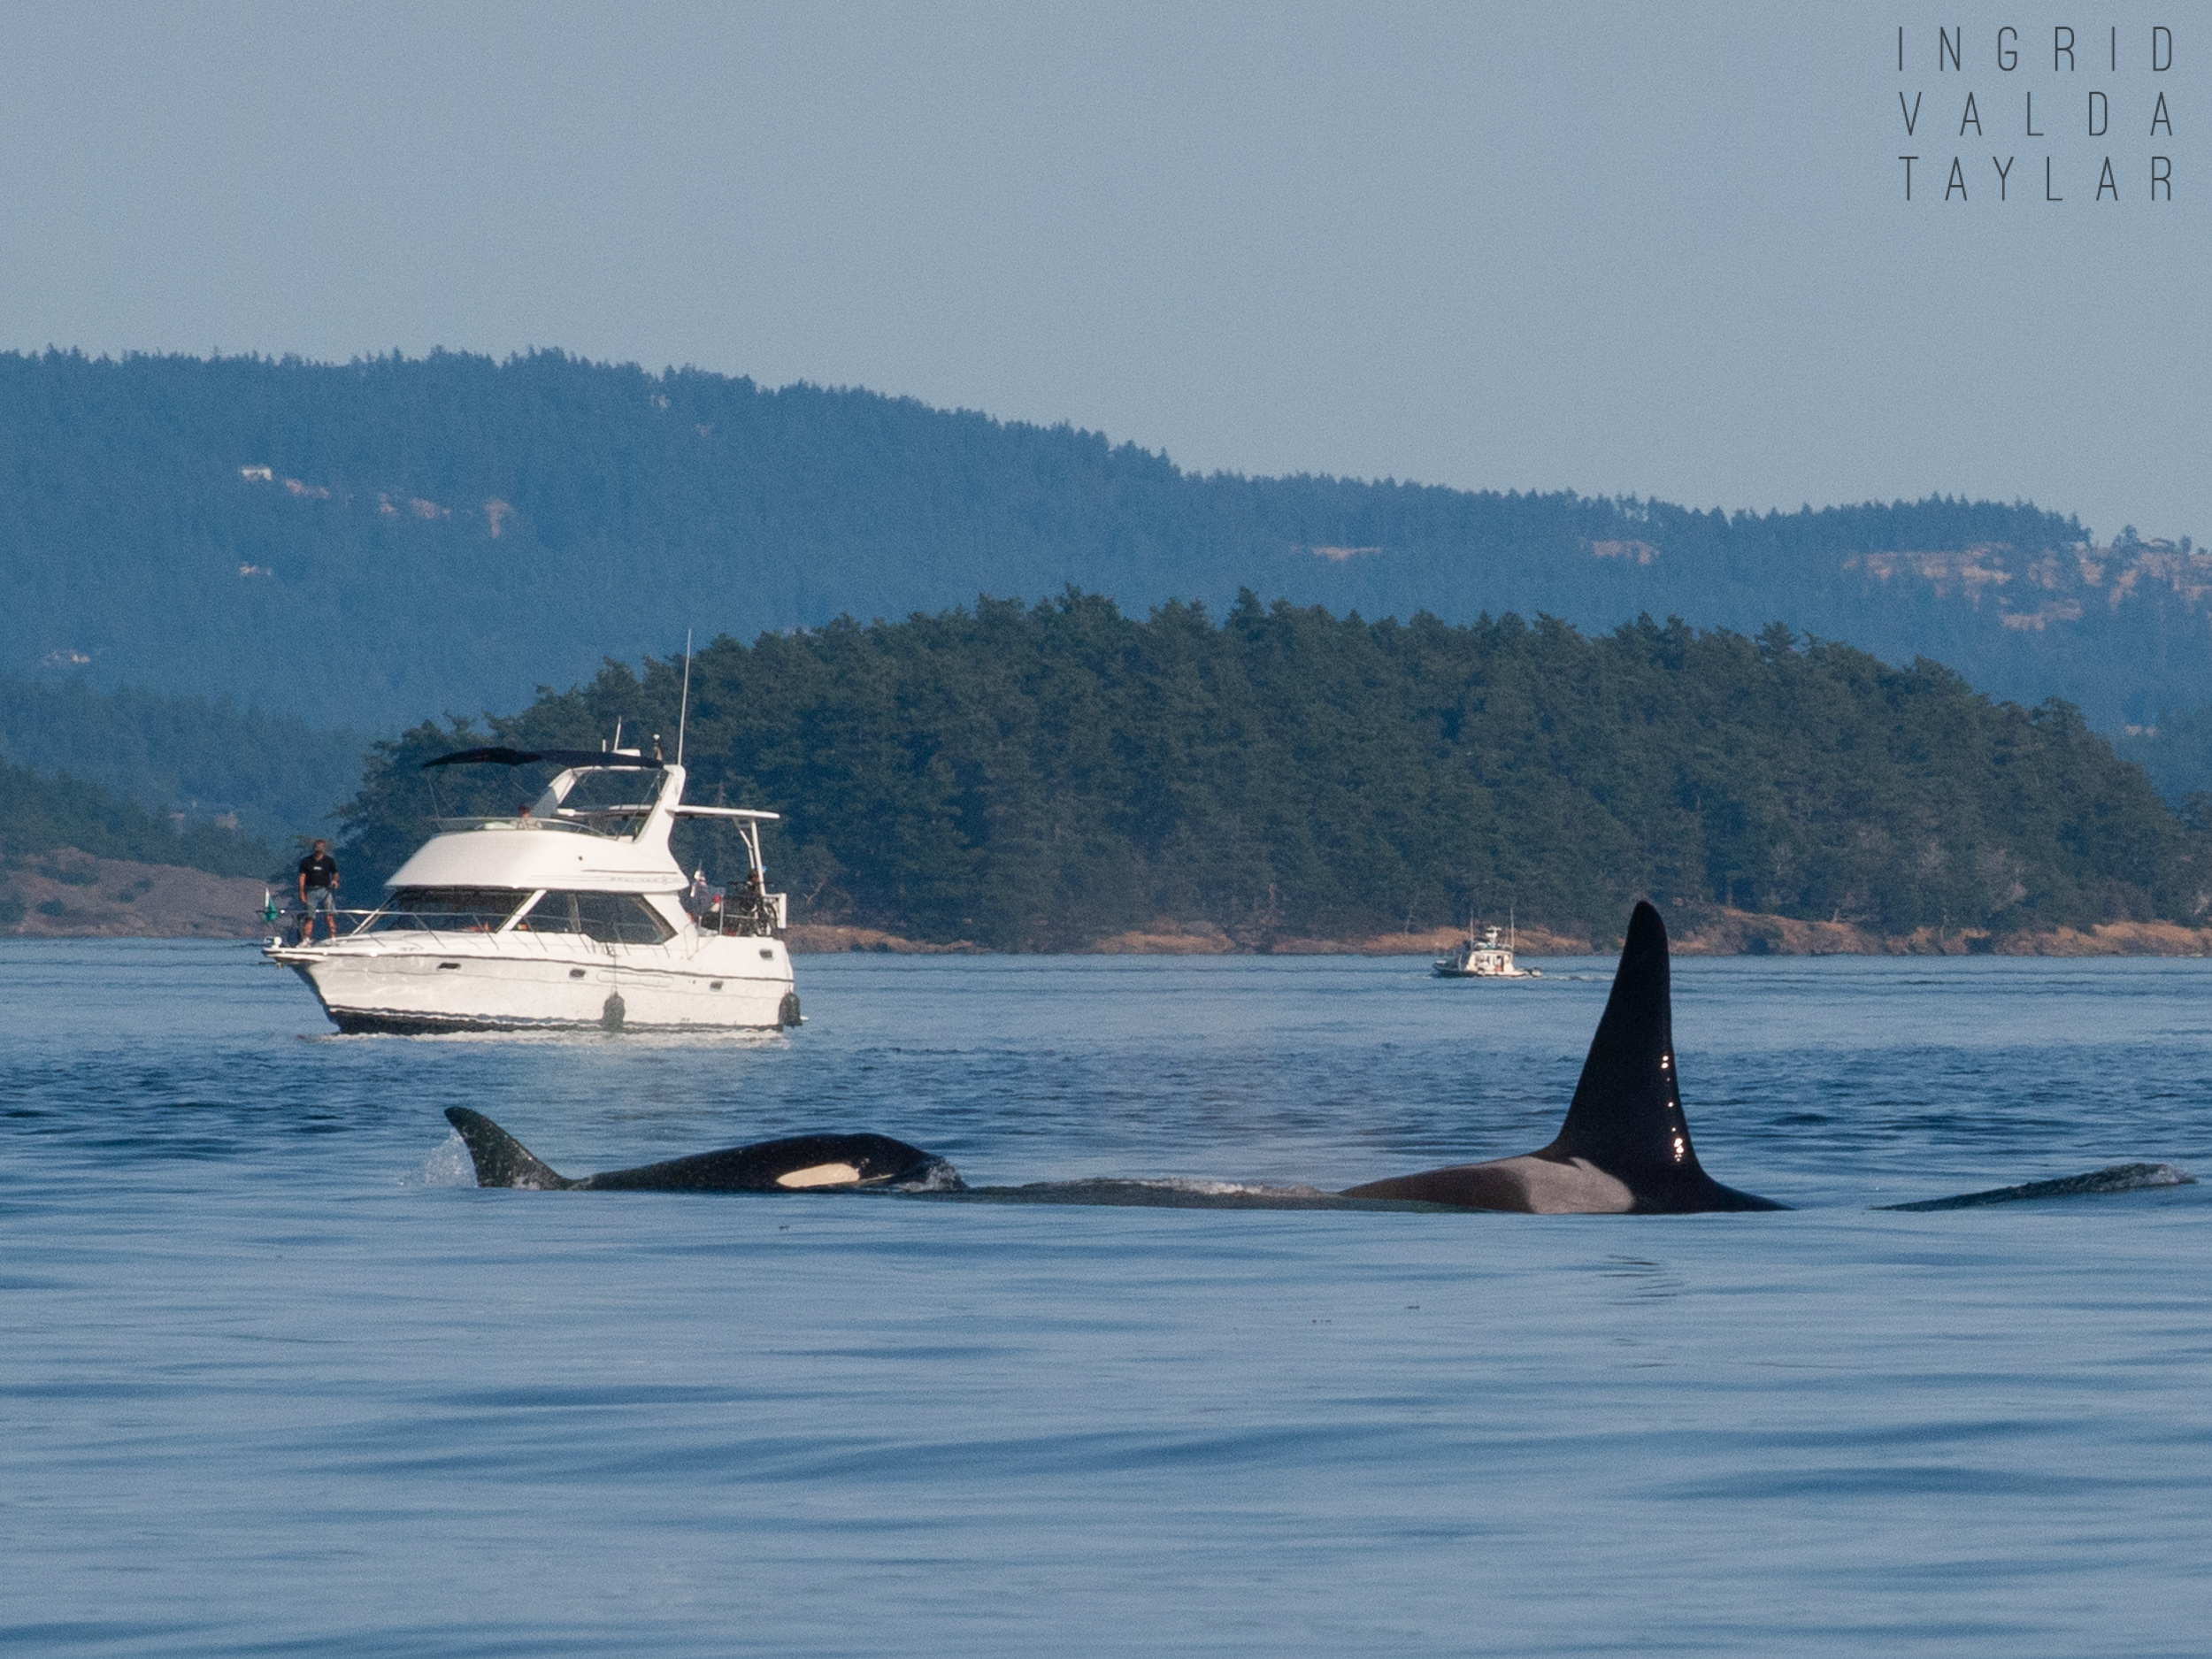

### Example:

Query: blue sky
xmin=3 ymin=3 xmax=2200 ymax=541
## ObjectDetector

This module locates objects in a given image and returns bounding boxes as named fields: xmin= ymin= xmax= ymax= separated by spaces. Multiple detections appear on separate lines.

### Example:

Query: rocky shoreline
xmin=7 ymin=864 xmax=2208 ymax=959
xmin=787 ymin=911 xmax=2212 ymax=958
xmin=0 ymin=851 xmax=273 ymax=939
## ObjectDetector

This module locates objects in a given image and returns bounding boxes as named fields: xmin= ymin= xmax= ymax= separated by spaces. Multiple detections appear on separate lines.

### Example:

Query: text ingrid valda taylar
xmin=1896 ymin=24 xmax=2176 ymax=203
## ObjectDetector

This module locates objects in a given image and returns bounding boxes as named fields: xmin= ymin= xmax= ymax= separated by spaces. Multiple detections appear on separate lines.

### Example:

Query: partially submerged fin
xmin=1540 ymin=901 xmax=1783 ymax=1213
xmin=445 ymin=1106 xmax=578 ymax=1190
xmin=1876 ymin=1162 xmax=2193 ymax=1211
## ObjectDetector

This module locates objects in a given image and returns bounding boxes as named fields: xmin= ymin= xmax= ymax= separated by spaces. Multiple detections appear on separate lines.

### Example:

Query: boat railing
xmin=274 ymin=905 xmax=525 ymax=941
xmin=269 ymin=907 xmax=381 ymax=942
xmin=703 ymin=887 xmax=788 ymax=937
xmin=356 ymin=910 xmax=524 ymax=937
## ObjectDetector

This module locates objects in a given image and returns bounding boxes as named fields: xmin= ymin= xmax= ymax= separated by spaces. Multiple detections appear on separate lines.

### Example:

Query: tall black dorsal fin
xmin=446 ymin=1107 xmax=578 ymax=1190
xmin=1541 ymin=902 xmax=1784 ymax=1210
xmin=1544 ymin=902 xmax=1704 ymax=1189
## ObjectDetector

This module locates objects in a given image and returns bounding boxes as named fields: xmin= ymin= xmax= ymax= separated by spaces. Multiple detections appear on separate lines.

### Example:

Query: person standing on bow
xmin=296 ymin=839 xmax=342 ymax=944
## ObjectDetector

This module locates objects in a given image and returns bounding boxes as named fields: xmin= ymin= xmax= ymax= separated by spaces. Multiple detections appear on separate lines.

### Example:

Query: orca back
xmin=444 ymin=1109 xmax=956 ymax=1194
xmin=580 ymin=1132 xmax=950 ymax=1192
xmin=1542 ymin=902 xmax=1782 ymax=1212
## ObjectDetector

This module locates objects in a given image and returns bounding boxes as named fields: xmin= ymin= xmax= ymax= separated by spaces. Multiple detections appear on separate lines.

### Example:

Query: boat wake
xmin=341 ymin=1025 xmax=789 ymax=1048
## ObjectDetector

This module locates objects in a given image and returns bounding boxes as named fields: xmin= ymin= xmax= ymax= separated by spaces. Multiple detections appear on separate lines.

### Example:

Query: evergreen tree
xmin=334 ymin=596 xmax=2210 ymax=948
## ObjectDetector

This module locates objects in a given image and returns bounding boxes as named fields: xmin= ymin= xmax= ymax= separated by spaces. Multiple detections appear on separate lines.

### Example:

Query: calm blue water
xmin=4 ymin=942 xmax=2210 ymax=1655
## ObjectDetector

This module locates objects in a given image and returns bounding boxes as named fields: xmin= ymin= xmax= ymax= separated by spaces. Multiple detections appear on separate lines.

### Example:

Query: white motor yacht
xmin=266 ymin=745 xmax=800 ymax=1033
xmin=1432 ymin=921 xmax=1540 ymax=979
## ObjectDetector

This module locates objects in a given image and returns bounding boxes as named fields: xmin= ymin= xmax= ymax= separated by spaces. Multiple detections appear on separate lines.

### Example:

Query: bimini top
xmin=425 ymin=747 xmax=667 ymax=771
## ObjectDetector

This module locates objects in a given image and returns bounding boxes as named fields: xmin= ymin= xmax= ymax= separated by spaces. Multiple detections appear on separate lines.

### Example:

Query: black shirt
xmin=298 ymin=852 xmax=339 ymax=889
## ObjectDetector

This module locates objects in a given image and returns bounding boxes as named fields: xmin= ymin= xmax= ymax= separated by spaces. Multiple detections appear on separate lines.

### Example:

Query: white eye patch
xmin=775 ymin=1163 xmax=862 ymax=1188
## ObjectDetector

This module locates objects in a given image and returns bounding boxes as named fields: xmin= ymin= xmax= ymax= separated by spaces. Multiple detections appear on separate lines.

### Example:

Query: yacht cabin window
xmin=517 ymin=890 xmax=676 ymax=946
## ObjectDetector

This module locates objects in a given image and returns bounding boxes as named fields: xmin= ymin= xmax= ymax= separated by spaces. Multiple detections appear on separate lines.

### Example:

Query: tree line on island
xmin=334 ymin=593 xmax=2212 ymax=950
xmin=0 ymin=672 xmax=361 ymax=842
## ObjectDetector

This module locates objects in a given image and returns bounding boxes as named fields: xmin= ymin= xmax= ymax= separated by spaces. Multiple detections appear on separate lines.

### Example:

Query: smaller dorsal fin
xmin=445 ymin=1107 xmax=577 ymax=1189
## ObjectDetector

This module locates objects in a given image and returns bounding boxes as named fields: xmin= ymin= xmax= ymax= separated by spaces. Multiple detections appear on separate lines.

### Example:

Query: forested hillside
xmin=2111 ymin=709 xmax=2212 ymax=806
xmin=0 ymin=674 xmax=361 ymax=840
xmin=0 ymin=757 xmax=280 ymax=885
xmin=7 ymin=349 xmax=2203 ymax=734
xmin=336 ymin=596 xmax=2208 ymax=950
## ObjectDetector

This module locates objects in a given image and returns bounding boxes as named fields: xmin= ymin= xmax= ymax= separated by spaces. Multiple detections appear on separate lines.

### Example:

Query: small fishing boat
xmin=265 ymin=739 xmax=800 ymax=1033
xmin=1433 ymin=920 xmax=1540 ymax=979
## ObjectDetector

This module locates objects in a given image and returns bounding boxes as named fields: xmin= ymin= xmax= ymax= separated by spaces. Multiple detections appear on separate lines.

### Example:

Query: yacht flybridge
xmin=265 ymin=746 xmax=801 ymax=1033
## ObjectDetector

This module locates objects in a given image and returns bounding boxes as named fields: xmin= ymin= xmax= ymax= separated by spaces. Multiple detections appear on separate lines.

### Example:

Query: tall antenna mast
xmin=676 ymin=629 xmax=694 ymax=766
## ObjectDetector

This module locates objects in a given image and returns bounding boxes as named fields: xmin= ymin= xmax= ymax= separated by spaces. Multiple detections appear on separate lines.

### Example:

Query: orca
xmin=443 ymin=1106 xmax=960 ymax=1193
xmin=440 ymin=910 xmax=2174 ymax=1216
xmin=1339 ymin=900 xmax=1786 ymax=1213
xmin=1876 ymin=1162 xmax=2193 ymax=1210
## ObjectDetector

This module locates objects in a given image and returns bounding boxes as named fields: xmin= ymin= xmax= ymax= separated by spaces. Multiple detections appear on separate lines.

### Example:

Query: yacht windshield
xmin=542 ymin=767 xmax=669 ymax=838
xmin=515 ymin=890 xmax=675 ymax=946
xmin=362 ymin=887 xmax=529 ymax=933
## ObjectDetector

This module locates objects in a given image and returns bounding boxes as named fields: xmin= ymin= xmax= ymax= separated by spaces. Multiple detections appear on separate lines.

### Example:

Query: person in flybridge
xmin=296 ymin=838 xmax=341 ymax=943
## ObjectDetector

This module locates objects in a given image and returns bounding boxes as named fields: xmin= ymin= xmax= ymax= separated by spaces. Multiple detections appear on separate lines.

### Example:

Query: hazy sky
xmin=3 ymin=3 xmax=2201 ymax=541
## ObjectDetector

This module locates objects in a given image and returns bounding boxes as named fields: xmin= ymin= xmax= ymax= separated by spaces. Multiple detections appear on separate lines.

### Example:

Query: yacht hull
xmin=275 ymin=939 xmax=797 ymax=1033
